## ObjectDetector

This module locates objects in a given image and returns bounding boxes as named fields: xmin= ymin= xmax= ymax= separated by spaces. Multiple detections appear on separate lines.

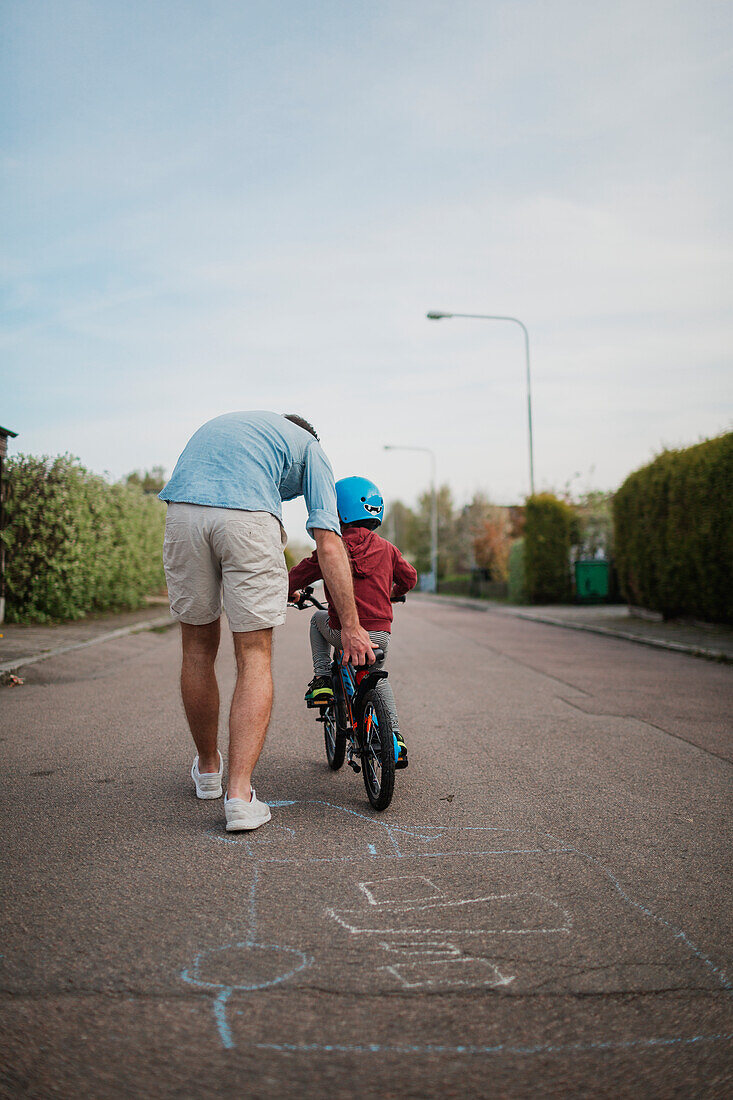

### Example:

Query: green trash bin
xmin=574 ymin=560 xmax=609 ymax=602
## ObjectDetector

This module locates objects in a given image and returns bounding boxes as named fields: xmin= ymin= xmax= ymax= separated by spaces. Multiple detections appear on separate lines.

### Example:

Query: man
xmin=159 ymin=411 xmax=374 ymax=832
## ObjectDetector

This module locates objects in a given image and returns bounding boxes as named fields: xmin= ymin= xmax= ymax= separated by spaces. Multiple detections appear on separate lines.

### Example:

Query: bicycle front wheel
xmin=323 ymin=702 xmax=346 ymax=770
xmin=359 ymin=688 xmax=395 ymax=811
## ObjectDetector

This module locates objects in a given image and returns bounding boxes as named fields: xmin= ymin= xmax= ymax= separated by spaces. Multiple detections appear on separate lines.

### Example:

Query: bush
xmin=613 ymin=433 xmax=733 ymax=623
xmin=524 ymin=494 xmax=578 ymax=603
xmin=507 ymin=538 xmax=526 ymax=603
xmin=2 ymin=454 xmax=167 ymax=622
xmin=437 ymin=573 xmax=473 ymax=597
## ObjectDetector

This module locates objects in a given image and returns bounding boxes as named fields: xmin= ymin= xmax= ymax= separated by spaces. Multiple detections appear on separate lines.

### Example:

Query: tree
xmin=125 ymin=466 xmax=166 ymax=495
xmin=413 ymin=484 xmax=458 ymax=578
xmin=452 ymin=492 xmax=511 ymax=574
xmin=382 ymin=500 xmax=418 ymax=557
xmin=473 ymin=507 xmax=513 ymax=581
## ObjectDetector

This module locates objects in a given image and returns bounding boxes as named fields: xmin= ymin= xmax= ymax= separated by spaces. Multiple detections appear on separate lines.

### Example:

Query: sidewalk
xmin=0 ymin=597 xmax=175 ymax=677
xmin=416 ymin=594 xmax=733 ymax=662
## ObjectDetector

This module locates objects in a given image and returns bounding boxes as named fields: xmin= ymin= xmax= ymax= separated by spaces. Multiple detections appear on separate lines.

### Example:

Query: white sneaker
xmin=225 ymin=789 xmax=271 ymax=831
xmin=191 ymin=751 xmax=223 ymax=799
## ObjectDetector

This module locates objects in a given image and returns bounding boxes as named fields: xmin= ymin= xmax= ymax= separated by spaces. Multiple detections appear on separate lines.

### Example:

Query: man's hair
xmin=283 ymin=414 xmax=319 ymax=441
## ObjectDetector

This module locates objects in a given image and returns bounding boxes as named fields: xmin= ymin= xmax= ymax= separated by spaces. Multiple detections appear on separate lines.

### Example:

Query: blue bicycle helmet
xmin=335 ymin=476 xmax=384 ymax=526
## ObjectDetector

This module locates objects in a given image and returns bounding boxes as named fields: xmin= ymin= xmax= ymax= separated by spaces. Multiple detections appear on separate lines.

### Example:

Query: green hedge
xmin=437 ymin=573 xmax=473 ymax=597
xmin=524 ymin=494 xmax=578 ymax=603
xmin=2 ymin=454 xmax=167 ymax=623
xmin=613 ymin=434 xmax=733 ymax=623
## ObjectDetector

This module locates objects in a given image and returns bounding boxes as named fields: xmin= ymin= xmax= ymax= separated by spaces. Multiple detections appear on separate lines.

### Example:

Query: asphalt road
xmin=1 ymin=600 xmax=732 ymax=1099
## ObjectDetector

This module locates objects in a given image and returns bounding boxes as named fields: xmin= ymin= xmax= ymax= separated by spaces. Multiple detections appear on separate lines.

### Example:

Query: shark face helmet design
xmin=335 ymin=476 xmax=384 ymax=526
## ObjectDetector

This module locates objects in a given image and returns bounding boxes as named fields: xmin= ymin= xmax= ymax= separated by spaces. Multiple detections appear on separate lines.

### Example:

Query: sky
xmin=3 ymin=0 xmax=731 ymax=542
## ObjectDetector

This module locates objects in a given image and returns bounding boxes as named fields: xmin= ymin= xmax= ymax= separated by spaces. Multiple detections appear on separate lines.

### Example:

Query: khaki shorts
xmin=163 ymin=504 xmax=288 ymax=632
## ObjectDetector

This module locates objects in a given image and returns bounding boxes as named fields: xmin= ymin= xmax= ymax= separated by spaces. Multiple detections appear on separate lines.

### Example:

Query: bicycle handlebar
xmin=288 ymin=585 xmax=327 ymax=611
xmin=291 ymin=586 xmax=406 ymax=612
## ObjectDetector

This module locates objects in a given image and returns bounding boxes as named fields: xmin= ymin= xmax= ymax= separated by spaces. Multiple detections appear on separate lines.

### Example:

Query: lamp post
xmin=426 ymin=310 xmax=535 ymax=496
xmin=384 ymin=444 xmax=438 ymax=592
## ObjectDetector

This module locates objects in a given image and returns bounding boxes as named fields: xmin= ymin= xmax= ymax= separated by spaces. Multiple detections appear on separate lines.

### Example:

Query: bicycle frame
xmin=332 ymin=653 xmax=387 ymax=760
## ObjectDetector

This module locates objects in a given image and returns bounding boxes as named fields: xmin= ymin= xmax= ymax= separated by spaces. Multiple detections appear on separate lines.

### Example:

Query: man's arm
xmin=312 ymin=529 xmax=375 ymax=665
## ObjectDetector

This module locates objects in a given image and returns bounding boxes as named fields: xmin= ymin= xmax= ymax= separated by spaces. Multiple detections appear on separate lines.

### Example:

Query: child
xmin=288 ymin=476 xmax=418 ymax=767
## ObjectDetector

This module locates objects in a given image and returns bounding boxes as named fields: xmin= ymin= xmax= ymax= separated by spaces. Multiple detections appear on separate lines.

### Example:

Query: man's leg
xmin=180 ymin=619 xmax=221 ymax=773
xmin=227 ymin=628 xmax=274 ymax=801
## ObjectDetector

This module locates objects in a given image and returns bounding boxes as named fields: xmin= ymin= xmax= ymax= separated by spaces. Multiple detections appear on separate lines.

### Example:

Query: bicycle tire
xmin=359 ymin=687 xmax=396 ymax=811
xmin=323 ymin=701 xmax=346 ymax=770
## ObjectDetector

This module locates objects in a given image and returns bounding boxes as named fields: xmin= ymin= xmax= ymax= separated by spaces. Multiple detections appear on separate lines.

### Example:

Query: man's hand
xmin=340 ymin=623 xmax=375 ymax=667
xmin=289 ymin=590 xmax=301 ymax=605
xmin=312 ymin=528 xmax=375 ymax=665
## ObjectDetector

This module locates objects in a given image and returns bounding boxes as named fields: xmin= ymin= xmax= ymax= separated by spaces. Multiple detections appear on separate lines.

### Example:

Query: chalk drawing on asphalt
xmin=179 ymin=798 xmax=732 ymax=1055
xmin=327 ymin=888 xmax=573 ymax=937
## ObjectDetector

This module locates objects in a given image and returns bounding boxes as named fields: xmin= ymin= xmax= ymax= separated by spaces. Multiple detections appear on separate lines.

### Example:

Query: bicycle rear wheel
xmin=322 ymin=702 xmax=346 ymax=770
xmin=359 ymin=688 xmax=395 ymax=811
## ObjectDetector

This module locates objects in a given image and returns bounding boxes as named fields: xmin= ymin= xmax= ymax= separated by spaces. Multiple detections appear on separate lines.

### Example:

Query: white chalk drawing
xmin=327 ymin=888 xmax=573 ymax=937
xmin=330 ymin=876 xmax=571 ymax=993
xmin=382 ymin=954 xmax=514 ymax=990
xmin=327 ymin=877 xmax=572 ymax=993
xmin=179 ymin=799 xmax=733 ymax=1057
xmin=360 ymin=875 xmax=441 ymax=906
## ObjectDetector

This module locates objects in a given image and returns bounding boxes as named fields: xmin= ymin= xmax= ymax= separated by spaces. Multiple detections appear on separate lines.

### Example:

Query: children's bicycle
xmin=290 ymin=586 xmax=404 ymax=811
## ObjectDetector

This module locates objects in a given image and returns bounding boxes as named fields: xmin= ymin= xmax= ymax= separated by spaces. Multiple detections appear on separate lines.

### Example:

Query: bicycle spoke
xmin=359 ymin=690 xmax=396 ymax=811
xmin=363 ymin=704 xmax=382 ymax=792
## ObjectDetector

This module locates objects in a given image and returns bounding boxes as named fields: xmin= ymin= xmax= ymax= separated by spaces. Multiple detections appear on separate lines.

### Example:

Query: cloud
xmin=3 ymin=0 xmax=732 ymax=519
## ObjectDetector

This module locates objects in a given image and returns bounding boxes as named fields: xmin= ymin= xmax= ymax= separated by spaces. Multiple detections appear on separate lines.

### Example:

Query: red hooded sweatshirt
xmin=288 ymin=527 xmax=418 ymax=633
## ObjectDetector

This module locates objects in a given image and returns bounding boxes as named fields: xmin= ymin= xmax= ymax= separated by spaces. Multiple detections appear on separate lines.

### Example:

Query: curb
xmin=0 ymin=614 xmax=177 ymax=678
xmin=415 ymin=595 xmax=732 ymax=664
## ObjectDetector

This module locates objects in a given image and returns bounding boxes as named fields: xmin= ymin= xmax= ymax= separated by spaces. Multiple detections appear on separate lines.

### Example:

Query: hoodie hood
xmin=342 ymin=526 xmax=384 ymax=578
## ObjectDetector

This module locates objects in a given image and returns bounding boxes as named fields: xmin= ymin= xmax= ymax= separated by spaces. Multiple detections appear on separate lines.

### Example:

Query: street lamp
xmin=426 ymin=310 xmax=535 ymax=495
xmin=384 ymin=444 xmax=438 ymax=593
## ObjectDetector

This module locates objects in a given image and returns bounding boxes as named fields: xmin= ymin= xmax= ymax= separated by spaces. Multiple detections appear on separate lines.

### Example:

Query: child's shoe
xmin=305 ymin=676 xmax=333 ymax=706
xmin=394 ymin=732 xmax=408 ymax=769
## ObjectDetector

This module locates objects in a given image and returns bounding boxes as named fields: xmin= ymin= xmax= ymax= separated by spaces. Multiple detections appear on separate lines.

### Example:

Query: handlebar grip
xmin=288 ymin=584 xmax=325 ymax=610
xmin=390 ymin=595 xmax=406 ymax=603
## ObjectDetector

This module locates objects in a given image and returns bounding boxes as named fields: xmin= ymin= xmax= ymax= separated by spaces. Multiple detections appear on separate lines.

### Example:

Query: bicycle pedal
xmin=347 ymin=760 xmax=361 ymax=773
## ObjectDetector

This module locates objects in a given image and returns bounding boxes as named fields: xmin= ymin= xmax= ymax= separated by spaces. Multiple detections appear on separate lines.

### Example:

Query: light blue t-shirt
xmin=159 ymin=411 xmax=341 ymax=535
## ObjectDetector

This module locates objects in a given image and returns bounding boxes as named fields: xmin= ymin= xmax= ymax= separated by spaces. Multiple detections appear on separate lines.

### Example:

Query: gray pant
xmin=309 ymin=610 xmax=400 ymax=734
